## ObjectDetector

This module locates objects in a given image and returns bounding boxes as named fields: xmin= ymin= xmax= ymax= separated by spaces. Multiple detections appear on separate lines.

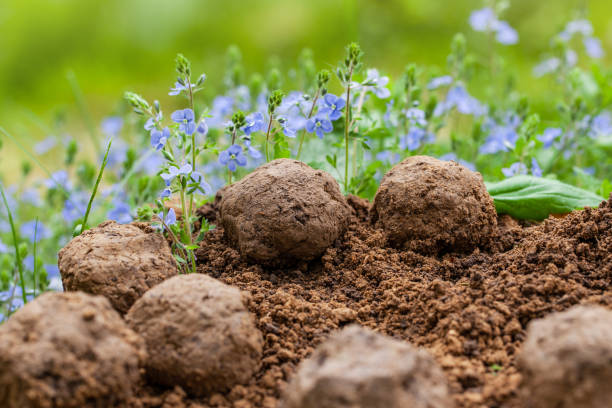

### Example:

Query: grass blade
xmin=0 ymin=184 xmax=27 ymax=305
xmin=78 ymin=137 xmax=112 ymax=235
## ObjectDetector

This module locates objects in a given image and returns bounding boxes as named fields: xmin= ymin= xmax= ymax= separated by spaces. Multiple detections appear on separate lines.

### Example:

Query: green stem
xmin=265 ymin=115 xmax=274 ymax=162
xmin=344 ymin=67 xmax=354 ymax=193
xmin=296 ymin=88 xmax=321 ymax=160
xmin=0 ymin=185 xmax=27 ymax=305
xmin=188 ymin=77 xmax=196 ymax=222
xmin=33 ymin=218 xmax=39 ymax=296
xmin=80 ymin=138 xmax=112 ymax=234
xmin=179 ymin=186 xmax=196 ymax=274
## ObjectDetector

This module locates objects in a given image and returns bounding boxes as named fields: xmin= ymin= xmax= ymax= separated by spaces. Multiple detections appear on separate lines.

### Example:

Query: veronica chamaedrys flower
xmin=434 ymin=86 xmax=485 ymax=117
xmin=559 ymin=19 xmax=593 ymax=41
xmin=584 ymin=37 xmax=604 ymax=58
xmin=161 ymin=163 xmax=192 ymax=185
xmin=427 ymin=75 xmax=453 ymax=90
xmin=538 ymin=127 xmax=562 ymax=148
xmin=243 ymin=112 xmax=266 ymax=136
xmin=590 ymin=112 xmax=612 ymax=138
xmin=469 ymin=7 xmax=497 ymax=31
xmin=243 ymin=140 xmax=262 ymax=159
xmin=62 ymin=191 xmax=89 ymax=223
xmin=144 ymin=112 xmax=162 ymax=131
xmin=160 ymin=187 xmax=172 ymax=198
xmin=34 ymin=136 xmax=57 ymax=155
xmin=158 ymin=208 xmax=177 ymax=226
xmin=196 ymin=120 xmax=208 ymax=135
xmin=0 ymin=240 xmax=7 ymax=253
xmin=358 ymin=69 xmax=391 ymax=99
xmin=21 ymin=188 xmax=41 ymax=207
xmin=101 ymin=116 xmax=123 ymax=136
xmin=107 ymin=202 xmax=132 ymax=224
xmin=533 ymin=58 xmax=561 ymax=77
xmin=531 ymin=158 xmax=543 ymax=177
xmin=44 ymin=170 xmax=71 ymax=191
xmin=190 ymin=171 xmax=213 ymax=195
xmin=219 ymin=145 xmax=247 ymax=172
xmin=277 ymin=116 xmax=298 ymax=138
xmin=171 ymin=109 xmax=196 ymax=135
xmin=306 ymin=115 xmax=333 ymax=139
xmin=502 ymin=162 xmax=528 ymax=178
xmin=319 ymin=94 xmax=346 ymax=121
xmin=495 ymin=21 xmax=518 ymax=45
xmin=406 ymin=108 xmax=427 ymax=127
xmin=169 ymin=81 xmax=188 ymax=96
xmin=150 ymin=127 xmax=170 ymax=150
xmin=20 ymin=221 xmax=51 ymax=243
xmin=399 ymin=127 xmax=434 ymax=151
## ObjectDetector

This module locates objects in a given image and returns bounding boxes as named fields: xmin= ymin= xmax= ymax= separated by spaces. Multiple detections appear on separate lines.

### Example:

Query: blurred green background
xmin=0 ymin=0 xmax=610 ymax=172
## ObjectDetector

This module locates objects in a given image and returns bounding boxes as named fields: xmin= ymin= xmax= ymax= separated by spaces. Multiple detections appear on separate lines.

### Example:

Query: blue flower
xmin=169 ymin=81 xmax=188 ymax=96
xmin=34 ymin=136 xmax=57 ymax=155
xmin=538 ymin=127 xmax=562 ymax=148
xmin=559 ymin=19 xmax=593 ymax=41
xmin=45 ymin=170 xmax=72 ymax=191
xmin=160 ymin=187 xmax=172 ymax=198
xmin=21 ymin=188 xmax=41 ymax=207
xmin=502 ymin=162 xmax=528 ymax=178
xmin=427 ymin=75 xmax=453 ymax=90
xmin=434 ymin=86 xmax=485 ymax=116
xmin=20 ymin=220 xmax=50 ymax=243
xmin=406 ymin=108 xmax=427 ymax=126
xmin=190 ymin=171 xmax=213 ymax=196
xmin=101 ymin=116 xmax=123 ymax=136
xmin=196 ymin=120 xmax=208 ymax=135
xmin=533 ymin=58 xmax=561 ymax=77
xmin=208 ymin=96 xmax=234 ymax=129
xmin=243 ymin=140 xmax=262 ymax=159
xmin=495 ymin=21 xmax=518 ymax=45
xmin=136 ymin=150 xmax=165 ymax=175
xmin=62 ymin=192 xmax=89 ymax=223
xmin=469 ymin=7 xmax=497 ymax=32
xmin=479 ymin=114 xmax=521 ymax=154
xmin=243 ymin=112 xmax=266 ymax=135
xmin=161 ymin=164 xmax=192 ymax=185
xmin=219 ymin=145 xmax=247 ymax=172
xmin=319 ymin=94 xmax=346 ymax=121
xmin=0 ymin=240 xmax=8 ymax=253
xmin=277 ymin=116 xmax=298 ymax=138
xmin=150 ymin=127 xmax=170 ymax=150
xmin=171 ymin=109 xmax=196 ymax=135
xmin=375 ymin=151 xmax=401 ymax=164
xmin=144 ymin=112 xmax=162 ymax=131
xmin=45 ymin=264 xmax=63 ymax=291
xmin=399 ymin=127 xmax=434 ymax=151
xmin=584 ymin=37 xmax=604 ymax=58
xmin=531 ymin=158 xmax=543 ymax=177
xmin=590 ymin=112 xmax=612 ymax=138
xmin=107 ymin=202 xmax=132 ymax=224
xmin=356 ymin=69 xmax=391 ymax=99
xmin=158 ymin=208 xmax=177 ymax=227
xmin=305 ymin=115 xmax=333 ymax=139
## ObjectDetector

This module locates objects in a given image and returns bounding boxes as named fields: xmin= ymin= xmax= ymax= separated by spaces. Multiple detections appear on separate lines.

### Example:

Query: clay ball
xmin=0 ymin=292 xmax=146 ymax=408
xmin=219 ymin=159 xmax=351 ymax=266
xmin=59 ymin=220 xmax=178 ymax=314
xmin=125 ymin=274 xmax=263 ymax=396
xmin=371 ymin=155 xmax=497 ymax=254
xmin=518 ymin=305 xmax=612 ymax=408
xmin=282 ymin=325 xmax=452 ymax=408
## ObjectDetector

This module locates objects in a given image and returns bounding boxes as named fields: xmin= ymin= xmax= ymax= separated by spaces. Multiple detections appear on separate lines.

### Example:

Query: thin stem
xmin=265 ymin=115 xmax=274 ymax=162
xmin=296 ymin=89 xmax=321 ymax=160
xmin=351 ymin=90 xmax=367 ymax=179
xmin=157 ymin=214 xmax=191 ymax=274
xmin=80 ymin=138 xmax=112 ymax=234
xmin=33 ymin=218 xmax=39 ymax=296
xmin=344 ymin=66 xmax=354 ymax=193
xmin=0 ymin=185 xmax=27 ymax=305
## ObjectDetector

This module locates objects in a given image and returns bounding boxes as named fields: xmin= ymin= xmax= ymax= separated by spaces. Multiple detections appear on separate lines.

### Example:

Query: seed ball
xmin=282 ymin=325 xmax=452 ymax=408
xmin=125 ymin=274 xmax=263 ymax=396
xmin=219 ymin=159 xmax=351 ymax=266
xmin=0 ymin=292 xmax=146 ymax=408
xmin=371 ymin=155 xmax=497 ymax=254
xmin=518 ymin=305 xmax=612 ymax=408
xmin=59 ymin=220 xmax=178 ymax=314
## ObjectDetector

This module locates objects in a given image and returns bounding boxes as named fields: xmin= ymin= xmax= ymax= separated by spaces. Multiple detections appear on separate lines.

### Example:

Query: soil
xmin=59 ymin=220 xmax=178 ymax=314
xmin=0 ymin=292 xmax=146 ymax=408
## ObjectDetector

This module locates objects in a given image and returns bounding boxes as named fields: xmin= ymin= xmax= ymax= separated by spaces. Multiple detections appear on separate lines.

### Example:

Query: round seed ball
xmin=59 ymin=220 xmax=178 ymax=314
xmin=518 ymin=305 xmax=612 ymax=408
xmin=125 ymin=274 xmax=263 ymax=396
xmin=219 ymin=159 xmax=351 ymax=266
xmin=282 ymin=325 xmax=452 ymax=408
xmin=0 ymin=292 xmax=146 ymax=408
xmin=371 ymin=155 xmax=497 ymax=254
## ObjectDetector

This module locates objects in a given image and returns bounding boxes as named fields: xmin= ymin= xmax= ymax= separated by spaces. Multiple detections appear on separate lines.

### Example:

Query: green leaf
xmin=486 ymin=175 xmax=605 ymax=220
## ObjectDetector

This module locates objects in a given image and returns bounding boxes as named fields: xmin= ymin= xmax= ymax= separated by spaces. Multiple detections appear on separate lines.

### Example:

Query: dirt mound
xmin=187 ymin=195 xmax=612 ymax=408
xmin=282 ymin=324 xmax=452 ymax=408
xmin=0 ymin=292 xmax=146 ymax=408
xmin=59 ymin=220 xmax=178 ymax=314
xmin=518 ymin=305 xmax=612 ymax=408
xmin=218 ymin=159 xmax=351 ymax=266
xmin=371 ymin=155 xmax=498 ymax=255
xmin=125 ymin=274 xmax=263 ymax=397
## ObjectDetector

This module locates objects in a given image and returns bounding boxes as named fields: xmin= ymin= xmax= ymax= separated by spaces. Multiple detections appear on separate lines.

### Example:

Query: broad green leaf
xmin=486 ymin=175 xmax=605 ymax=220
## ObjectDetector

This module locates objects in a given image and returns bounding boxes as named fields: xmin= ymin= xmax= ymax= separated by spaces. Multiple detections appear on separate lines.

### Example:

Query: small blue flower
xmin=531 ymin=158 xmax=543 ymax=177
xmin=469 ymin=7 xmax=497 ymax=32
xmin=243 ymin=112 xmax=266 ymax=135
xmin=584 ymin=37 xmax=604 ymax=59
xmin=559 ymin=19 xmax=593 ymax=41
xmin=243 ymin=140 xmax=262 ymax=159
xmin=502 ymin=162 xmax=528 ymax=178
xmin=406 ymin=108 xmax=427 ymax=127
xmin=150 ymin=127 xmax=170 ymax=151
xmin=21 ymin=188 xmax=41 ymax=207
xmin=101 ymin=116 xmax=123 ymax=136
xmin=319 ymin=94 xmax=346 ymax=121
xmin=590 ymin=112 xmax=612 ymax=138
xmin=20 ymin=221 xmax=50 ymax=243
xmin=160 ymin=187 xmax=172 ymax=198
xmin=495 ymin=21 xmax=518 ymax=45
xmin=45 ymin=170 xmax=72 ymax=191
xmin=533 ymin=58 xmax=561 ymax=77
xmin=169 ymin=81 xmax=188 ymax=96
xmin=356 ymin=69 xmax=391 ymax=99
xmin=0 ymin=240 xmax=8 ymax=253
xmin=305 ymin=115 xmax=333 ymax=139
xmin=144 ymin=112 xmax=162 ymax=131
xmin=538 ymin=127 xmax=562 ymax=148
xmin=161 ymin=163 xmax=192 ymax=185
xmin=158 ymin=208 xmax=177 ymax=227
xmin=376 ymin=151 xmax=401 ymax=165
xmin=34 ymin=136 xmax=57 ymax=155
xmin=399 ymin=127 xmax=434 ymax=151
xmin=435 ymin=86 xmax=485 ymax=116
xmin=171 ymin=109 xmax=196 ymax=135
xmin=190 ymin=171 xmax=213 ymax=196
xmin=196 ymin=120 xmax=208 ymax=135
xmin=277 ymin=116 xmax=298 ymax=138
xmin=219 ymin=145 xmax=247 ymax=172
xmin=107 ymin=202 xmax=132 ymax=224
xmin=427 ymin=75 xmax=453 ymax=90
xmin=62 ymin=192 xmax=89 ymax=223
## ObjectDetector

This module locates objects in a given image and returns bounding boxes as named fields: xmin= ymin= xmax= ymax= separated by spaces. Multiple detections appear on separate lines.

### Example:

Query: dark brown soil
xmin=135 ymin=193 xmax=612 ymax=408
xmin=59 ymin=221 xmax=178 ymax=314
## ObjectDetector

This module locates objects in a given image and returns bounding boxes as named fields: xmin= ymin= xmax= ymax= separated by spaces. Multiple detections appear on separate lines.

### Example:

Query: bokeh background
xmin=1 ymin=0 xmax=611 ymax=173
